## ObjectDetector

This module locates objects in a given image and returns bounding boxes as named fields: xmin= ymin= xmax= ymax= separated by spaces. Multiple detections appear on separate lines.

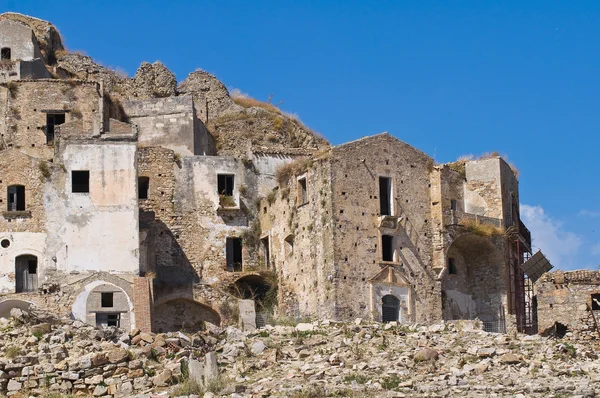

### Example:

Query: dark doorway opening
xmin=382 ymin=294 xmax=400 ymax=322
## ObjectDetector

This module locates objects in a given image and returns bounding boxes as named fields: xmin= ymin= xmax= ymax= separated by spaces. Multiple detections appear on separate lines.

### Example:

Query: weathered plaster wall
xmin=123 ymin=95 xmax=210 ymax=156
xmin=0 ymin=19 xmax=42 ymax=61
xmin=537 ymin=270 xmax=600 ymax=335
xmin=45 ymin=142 xmax=139 ymax=274
xmin=464 ymin=158 xmax=505 ymax=219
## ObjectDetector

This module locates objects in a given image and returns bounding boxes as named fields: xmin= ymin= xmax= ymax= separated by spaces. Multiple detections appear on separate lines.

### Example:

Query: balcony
xmin=2 ymin=210 xmax=32 ymax=219
xmin=518 ymin=219 xmax=532 ymax=251
xmin=450 ymin=211 xmax=503 ymax=228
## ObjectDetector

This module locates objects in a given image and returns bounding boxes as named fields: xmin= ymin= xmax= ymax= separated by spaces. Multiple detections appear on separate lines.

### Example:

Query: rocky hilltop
xmin=1 ymin=307 xmax=599 ymax=397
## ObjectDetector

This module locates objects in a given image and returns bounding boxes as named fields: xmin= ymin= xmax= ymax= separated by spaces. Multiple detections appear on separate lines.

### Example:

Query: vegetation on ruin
xmin=459 ymin=218 xmax=505 ymax=238
xmin=275 ymin=157 xmax=313 ymax=187
xmin=38 ymin=161 xmax=51 ymax=180
xmin=231 ymin=93 xmax=283 ymax=114
xmin=447 ymin=152 xmax=520 ymax=179
xmin=218 ymin=194 xmax=236 ymax=208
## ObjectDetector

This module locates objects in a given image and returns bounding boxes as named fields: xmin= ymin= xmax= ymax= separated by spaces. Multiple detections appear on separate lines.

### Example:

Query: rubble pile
xmin=1 ymin=309 xmax=600 ymax=397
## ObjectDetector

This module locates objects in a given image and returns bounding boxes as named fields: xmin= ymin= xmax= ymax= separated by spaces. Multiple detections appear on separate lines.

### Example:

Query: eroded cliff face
xmin=0 ymin=11 xmax=329 ymax=157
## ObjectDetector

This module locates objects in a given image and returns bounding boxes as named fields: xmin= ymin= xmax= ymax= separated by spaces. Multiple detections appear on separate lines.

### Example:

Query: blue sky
xmin=5 ymin=1 xmax=599 ymax=270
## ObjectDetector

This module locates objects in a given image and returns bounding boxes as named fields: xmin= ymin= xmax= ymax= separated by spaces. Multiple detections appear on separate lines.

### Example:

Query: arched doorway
xmin=15 ymin=255 xmax=37 ymax=293
xmin=153 ymin=299 xmax=220 ymax=333
xmin=441 ymin=233 xmax=505 ymax=331
xmin=382 ymin=294 xmax=400 ymax=322
xmin=230 ymin=274 xmax=277 ymax=328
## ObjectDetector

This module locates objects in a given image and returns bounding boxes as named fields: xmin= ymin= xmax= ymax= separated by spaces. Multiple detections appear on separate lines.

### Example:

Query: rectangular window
xmin=96 ymin=313 xmax=120 ymax=328
xmin=448 ymin=258 xmax=457 ymax=275
xmin=450 ymin=199 xmax=457 ymax=211
xmin=7 ymin=185 xmax=25 ymax=211
xmin=261 ymin=237 xmax=270 ymax=267
xmin=101 ymin=292 xmax=114 ymax=308
xmin=217 ymin=174 xmax=234 ymax=196
xmin=72 ymin=170 xmax=90 ymax=193
xmin=138 ymin=177 xmax=149 ymax=200
xmin=28 ymin=260 xmax=37 ymax=274
xmin=226 ymin=237 xmax=243 ymax=272
xmin=382 ymin=235 xmax=394 ymax=262
xmin=379 ymin=177 xmax=392 ymax=216
xmin=297 ymin=177 xmax=307 ymax=205
xmin=592 ymin=294 xmax=600 ymax=310
xmin=46 ymin=113 xmax=65 ymax=145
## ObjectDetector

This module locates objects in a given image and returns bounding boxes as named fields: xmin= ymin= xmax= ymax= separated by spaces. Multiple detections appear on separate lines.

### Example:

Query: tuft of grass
xmin=459 ymin=218 xmax=505 ymax=238
xmin=39 ymin=161 xmax=51 ymax=180
xmin=232 ymin=95 xmax=282 ymax=114
xmin=275 ymin=158 xmax=312 ymax=187
xmin=5 ymin=345 xmax=21 ymax=359
xmin=343 ymin=373 xmax=370 ymax=384
xmin=290 ymin=385 xmax=327 ymax=398
xmin=171 ymin=378 xmax=203 ymax=396
xmin=219 ymin=194 xmax=236 ymax=208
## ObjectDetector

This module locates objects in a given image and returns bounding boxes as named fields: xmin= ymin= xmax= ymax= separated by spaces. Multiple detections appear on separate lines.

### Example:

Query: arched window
xmin=1 ymin=47 xmax=11 ymax=61
xmin=382 ymin=294 xmax=400 ymax=322
xmin=7 ymin=185 xmax=25 ymax=211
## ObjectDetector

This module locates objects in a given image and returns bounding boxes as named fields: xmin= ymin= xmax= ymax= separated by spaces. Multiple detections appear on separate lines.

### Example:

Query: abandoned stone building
xmin=0 ymin=13 xmax=551 ymax=334
xmin=536 ymin=270 xmax=600 ymax=337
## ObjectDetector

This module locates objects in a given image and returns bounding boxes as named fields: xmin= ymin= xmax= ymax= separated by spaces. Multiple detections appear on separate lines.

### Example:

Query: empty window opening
xmin=138 ymin=177 xmax=149 ymax=200
xmin=448 ymin=258 xmax=457 ymax=275
xmin=226 ymin=237 xmax=243 ymax=272
xmin=45 ymin=113 xmax=65 ymax=145
xmin=101 ymin=292 xmax=114 ymax=308
xmin=379 ymin=177 xmax=392 ymax=216
xmin=72 ymin=171 xmax=90 ymax=193
xmin=96 ymin=313 xmax=120 ymax=328
xmin=298 ymin=177 xmax=307 ymax=205
xmin=217 ymin=174 xmax=234 ymax=196
xmin=450 ymin=199 xmax=457 ymax=211
xmin=285 ymin=235 xmax=294 ymax=257
xmin=15 ymin=255 xmax=37 ymax=293
xmin=0 ymin=47 xmax=10 ymax=61
xmin=261 ymin=237 xmax=270 ymax=267
xmin=7 ymin=185 xmax=25 ymax=211
xmin=382 ymin=235 xmax=394 ymax=262
xmin=1 ymin=239 xmax=10 ymax=248
xmin=592 ymin=294 xmax=600 ymax=310
xmin=382 ymin=294 xmax=400 ymax=322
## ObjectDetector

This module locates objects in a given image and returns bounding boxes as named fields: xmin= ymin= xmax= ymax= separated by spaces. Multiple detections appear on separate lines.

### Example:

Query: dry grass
xmin=232 ymin=95 xmax=282 ymax=114
xmin=459 ymin=219 xmax=505 ymax=238
xmin=275 ymin=158 xmax=313 ymax=187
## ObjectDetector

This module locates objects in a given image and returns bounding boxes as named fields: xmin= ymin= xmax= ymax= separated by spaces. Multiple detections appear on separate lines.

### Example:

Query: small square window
xmin=72 ymin=171 xmax=90 ymax=193
xmin=101 ymin=292 xmax=114 ymax=308
xmin=217 ymin=174 xmax=234 ymax=196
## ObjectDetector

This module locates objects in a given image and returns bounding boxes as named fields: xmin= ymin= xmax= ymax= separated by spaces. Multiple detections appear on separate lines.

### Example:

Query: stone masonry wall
xmin=537 ymin=270 xmax=600 ymax=337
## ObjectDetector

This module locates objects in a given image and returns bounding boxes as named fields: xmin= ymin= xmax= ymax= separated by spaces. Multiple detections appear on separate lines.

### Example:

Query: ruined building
xmin=0 ymin=13 xmax=545 ymax=334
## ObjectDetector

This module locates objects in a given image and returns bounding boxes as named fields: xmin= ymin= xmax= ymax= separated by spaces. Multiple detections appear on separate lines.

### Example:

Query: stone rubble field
xmin=0 ymin=308 xmax=599 ymax=398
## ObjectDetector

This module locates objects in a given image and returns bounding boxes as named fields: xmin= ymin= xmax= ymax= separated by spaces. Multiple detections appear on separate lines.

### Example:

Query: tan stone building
xmin=0 ymin=13 xmax=541 ymax=334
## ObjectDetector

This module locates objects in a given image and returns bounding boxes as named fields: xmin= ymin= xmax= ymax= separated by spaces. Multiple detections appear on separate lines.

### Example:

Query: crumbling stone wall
xmin=537 ymin=270 xmax=600 ymax=337
xmin=2 ymin=80 xmax=101 ymax=159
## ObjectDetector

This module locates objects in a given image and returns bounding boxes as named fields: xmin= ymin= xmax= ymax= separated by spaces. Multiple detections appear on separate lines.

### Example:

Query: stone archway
xmin=442 ymin=234 xmax=506 ymax=330
xmin=153 ymin=299 xmax=220 ymax=333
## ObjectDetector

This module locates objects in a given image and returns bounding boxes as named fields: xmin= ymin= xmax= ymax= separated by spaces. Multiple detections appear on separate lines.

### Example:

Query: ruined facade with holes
xmin=0 ymin=13 xmax=542 ymax=334
xmin=536 ymin=270 xmax=600 ymax=336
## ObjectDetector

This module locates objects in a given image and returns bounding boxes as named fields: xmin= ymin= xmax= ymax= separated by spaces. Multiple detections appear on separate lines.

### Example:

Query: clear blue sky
xmin=5 ymin=1 xmax=599 ymax=270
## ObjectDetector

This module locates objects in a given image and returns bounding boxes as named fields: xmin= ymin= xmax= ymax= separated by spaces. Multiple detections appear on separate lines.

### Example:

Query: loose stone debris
xmin=1 ymin=308 xmax=599 ymax=397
